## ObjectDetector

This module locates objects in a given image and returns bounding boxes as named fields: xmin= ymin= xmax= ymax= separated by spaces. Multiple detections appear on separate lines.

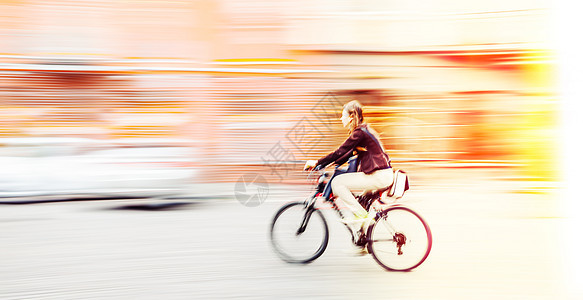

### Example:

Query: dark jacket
xmin=317 ymin=124 xmax=391 ymax=174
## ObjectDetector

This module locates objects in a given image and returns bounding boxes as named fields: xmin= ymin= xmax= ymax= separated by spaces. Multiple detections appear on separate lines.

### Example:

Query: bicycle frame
xmin=317 ymin=158 xmax=414 ymax=242
xmin=304 ymin=156 xmax=387 ymax=244
xmin=271 ymin=157 xmax=431 ymax=270
xmin=270 ymin=158 xmax=431 ymax=270
xmin=307 ymin=156 xmax=389 ymax=216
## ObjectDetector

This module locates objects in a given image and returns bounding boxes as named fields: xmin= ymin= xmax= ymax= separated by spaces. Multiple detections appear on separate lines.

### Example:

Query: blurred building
xmin=0 ymin=0 xmax=557 ymax=182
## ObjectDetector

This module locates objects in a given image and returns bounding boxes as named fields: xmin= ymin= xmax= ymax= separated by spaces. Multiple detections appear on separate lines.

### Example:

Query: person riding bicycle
xmin=304 ymin=100 xmax=393 ymax=235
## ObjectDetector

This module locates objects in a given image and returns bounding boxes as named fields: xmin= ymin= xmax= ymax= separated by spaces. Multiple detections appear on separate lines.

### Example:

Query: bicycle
xmin=269 ymin=157 xmax=432 ymax=271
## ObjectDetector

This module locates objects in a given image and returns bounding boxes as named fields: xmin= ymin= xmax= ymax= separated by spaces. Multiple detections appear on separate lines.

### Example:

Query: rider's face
xmin=340 ymin=109 xmax=352 ymax=128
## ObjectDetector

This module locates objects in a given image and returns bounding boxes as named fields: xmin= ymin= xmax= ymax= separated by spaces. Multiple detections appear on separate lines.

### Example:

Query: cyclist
xmin=304 ymin=100 xmax=393 ymax=237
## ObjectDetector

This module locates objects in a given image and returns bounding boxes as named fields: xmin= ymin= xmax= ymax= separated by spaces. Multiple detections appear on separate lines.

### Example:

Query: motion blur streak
xmin=0 ymin=0 xmax=571 ymax=299
xmin=0 ymin=0 xmax=558 ymax=186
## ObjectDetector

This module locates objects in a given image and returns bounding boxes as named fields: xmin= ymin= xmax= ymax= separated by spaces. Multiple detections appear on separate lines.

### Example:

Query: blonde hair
xmin=344 ymin=100 xmax=384 ymax=149
xmin=344 ymin=100 xmax=364 ymax=134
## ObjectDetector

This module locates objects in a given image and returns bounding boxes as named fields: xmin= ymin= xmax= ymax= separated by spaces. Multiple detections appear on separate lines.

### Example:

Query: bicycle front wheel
xmin=270 ymin=201 xmax=329 ymax=264
xmin=367 ymin=206 xmax=432 ymax=271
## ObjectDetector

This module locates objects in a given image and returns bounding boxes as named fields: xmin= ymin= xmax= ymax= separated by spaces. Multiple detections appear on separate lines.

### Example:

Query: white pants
xmin=331 ymin=168 xmax=393 ymax=218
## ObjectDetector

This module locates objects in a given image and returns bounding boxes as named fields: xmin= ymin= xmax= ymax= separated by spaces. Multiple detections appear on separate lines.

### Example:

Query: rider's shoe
xmin=342 ymin=246 xmax=368 ymax=256
xmin=355 ymin=246 xmax=369 ymax=256
xmin=343 ymin=229 xmax=369 ymax=256
xmin=354 ymin=230 xmax=369 ymax=256
xmin=354 ymin=229 xmax=366 ymax=246
xmin=341 ymin=212 xmax=374 ymax=232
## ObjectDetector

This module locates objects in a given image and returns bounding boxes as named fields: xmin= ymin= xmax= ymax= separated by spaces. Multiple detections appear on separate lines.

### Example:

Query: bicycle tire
xmin=270 ymin=201 xmax=329 ymax=264
xmin=367 ymin=205 xmax=432 ymax=271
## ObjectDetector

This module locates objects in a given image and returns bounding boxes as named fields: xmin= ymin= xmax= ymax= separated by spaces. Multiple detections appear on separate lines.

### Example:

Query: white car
xmin=0 ymin=137 xmax=200 ymax=199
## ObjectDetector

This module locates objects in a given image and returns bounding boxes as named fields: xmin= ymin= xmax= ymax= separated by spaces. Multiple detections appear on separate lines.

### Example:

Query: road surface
xmin=0 ymin=169 xmax=576 ymax=299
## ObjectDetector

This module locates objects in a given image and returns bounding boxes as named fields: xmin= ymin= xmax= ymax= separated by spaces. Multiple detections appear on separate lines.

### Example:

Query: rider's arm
xmin=334 ymin=149 xmax=356 ymax=166
xmin=316 ymin=130 xmax=364 ymax=168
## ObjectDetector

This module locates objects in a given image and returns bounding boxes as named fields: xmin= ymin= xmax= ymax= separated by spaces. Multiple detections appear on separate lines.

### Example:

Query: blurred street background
xmin=0 ymin=0 xmax=581 ymax=299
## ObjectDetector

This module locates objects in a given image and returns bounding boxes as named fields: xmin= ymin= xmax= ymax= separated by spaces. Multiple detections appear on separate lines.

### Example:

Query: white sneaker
xmin=341 ymin=213 xmax=374 ymax=233
xmin=355 ymin=246 xmax=369 ymax=256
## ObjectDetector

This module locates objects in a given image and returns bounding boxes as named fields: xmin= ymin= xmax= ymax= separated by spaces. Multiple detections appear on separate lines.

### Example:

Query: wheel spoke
xmin=370 ymin=239 xmax=396 ymax=243
xmin=379 ymin=216 xmax=398 ymax=235
xmin=270 ymin=202 xmax=329 ymax=264
xmin=367 ymin=206 xmax=432 ymax=271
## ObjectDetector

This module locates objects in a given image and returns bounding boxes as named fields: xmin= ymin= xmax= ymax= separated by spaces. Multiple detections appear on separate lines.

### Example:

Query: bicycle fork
xmin=297 ymin=200 xmax=317 ymax=235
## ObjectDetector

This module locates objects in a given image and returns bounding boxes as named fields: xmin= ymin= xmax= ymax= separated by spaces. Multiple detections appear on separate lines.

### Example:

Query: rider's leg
xmin=331 ymin=168 xmax=393 ymax=220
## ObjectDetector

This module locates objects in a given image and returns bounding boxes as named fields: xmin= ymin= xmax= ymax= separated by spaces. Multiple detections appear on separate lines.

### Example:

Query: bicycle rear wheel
xmin=367 ymin=206 xmax=432 ymax=271
xmin=270 ymin=201 xmax=329 ymax=264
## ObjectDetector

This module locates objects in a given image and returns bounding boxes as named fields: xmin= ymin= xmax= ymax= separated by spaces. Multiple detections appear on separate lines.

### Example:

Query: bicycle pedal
xmin=349 ymin=247 xmax=369 ymax=256
xmin=355 ymin=233 xmax=367 ymax=247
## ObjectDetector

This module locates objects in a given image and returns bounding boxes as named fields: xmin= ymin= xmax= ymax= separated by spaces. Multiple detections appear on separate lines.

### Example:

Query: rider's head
xmin=341 ymin=100 xmax=364 ymax=133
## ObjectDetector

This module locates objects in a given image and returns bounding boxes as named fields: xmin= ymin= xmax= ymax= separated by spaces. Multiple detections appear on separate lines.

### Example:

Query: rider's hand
xmin=304 ymin=160 xmax=318 ymax=171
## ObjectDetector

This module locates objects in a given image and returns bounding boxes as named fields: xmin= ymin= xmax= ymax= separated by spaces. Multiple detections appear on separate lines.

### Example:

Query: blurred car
xmin=0 ymin=137 xmax=200 ymax=199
